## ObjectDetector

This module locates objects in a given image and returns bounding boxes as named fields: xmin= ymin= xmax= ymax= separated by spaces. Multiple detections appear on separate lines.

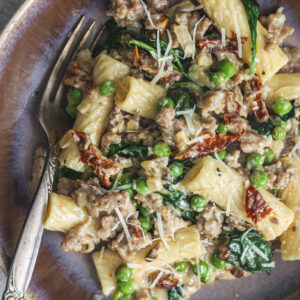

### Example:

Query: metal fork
xmin=3 ymin=16 xmax=104 ymax=300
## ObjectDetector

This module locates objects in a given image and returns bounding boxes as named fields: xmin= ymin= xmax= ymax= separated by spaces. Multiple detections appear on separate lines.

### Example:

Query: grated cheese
xmin=98 ymin=246 xmax=105 ymax=263
xmin=240 ymin=245 xmax=249 ymax=262
xmin=151 ymin=30 xmax=173 ymax=85
xmin=221 ymin=27 xmax=226 ymax=48
xmin=115 ymin=207 xmax=132 ymax=249
xmin=112 ymin=184 xmax=132 ymax=191
xmin=127 ymin=263 xmax=144 ymax=269
xmin=245 ymin=238 xmax=269 ymax=260
xmin=241 ymin=227 xmax=253 ymax=241
xmin=183 ymin=242 xmax=196 ymax=249
xmin=157 ymin=29 xmax=161 ymax=68
xmin=132 ymin=179 xmax=137 ymax=190
xmin=177 ymin=109 xmax=194 ymax=116
xmin=150 ymin=271 xmax=163 ymax=289
xmin=187 ymin=134 xmax=210 ymax=145
xmin=261 ymin=262 xmax=275 ymax=268
xmin=145 ymin=258 xmax=175 ymax=273
xmin=192 ymin=16 xmax=205 ymax=59
xmin=139 ymin=0 xmax=157 ymax=29
xmin=112 ymin=221 xmax=121 ymax=231
xmin=182 ymin=5 xmax=203 ymax=12
xmin=126 ymin=214 xmax=147 ymax=243
xmin=230 ymin=0 xmax=242 ymax=58
xmin=280 ymin=187 xmax=290 ymax=202
xmin=156 ymin=212 xmax=170 ymax=250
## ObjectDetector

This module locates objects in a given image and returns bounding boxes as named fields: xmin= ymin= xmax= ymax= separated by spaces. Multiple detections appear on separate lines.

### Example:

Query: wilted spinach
xmin=160 ymin=185 xmax=196 ymax=223
xmin=221 ymin=230 xmax=274 ymax=274
xmin=108 ymin=142 xmax=148 ymax=158
xmin=53 ymin=162 xmax=82 ymax=192
xmin=242 ymin=0 xmax=260 ymax=74
xmin=168 ymin=285 xmax=184 ymax=300
xmin=167 ymin=86 xmax=196 ymax=113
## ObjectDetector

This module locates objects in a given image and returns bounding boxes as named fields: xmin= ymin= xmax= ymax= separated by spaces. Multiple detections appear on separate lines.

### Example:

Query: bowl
xmin=0 ymin=0 xmax=300 ymax=299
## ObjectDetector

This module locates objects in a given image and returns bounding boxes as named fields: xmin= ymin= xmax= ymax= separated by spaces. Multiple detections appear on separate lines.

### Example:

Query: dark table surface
xmin=0 ymin=0 xmax=25 ymax=32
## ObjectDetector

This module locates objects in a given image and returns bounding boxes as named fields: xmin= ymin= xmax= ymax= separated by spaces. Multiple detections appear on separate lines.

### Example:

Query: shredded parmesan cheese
xmin=150 ymin=271 xmax=163 ymax=289
xmin=230 ymin=0 xmax=242 ymax=58
xmin=127 ymin=263 xmax=144 ymax=269
xmin=245 ymin=238 xmax=269 ymax=260
xmin=115 ymin=207 xmax=132 ymax=249
xmin=187 ymin=134 xmax=210 ymax=145
xmin=262 ymin=262 xmax=275 ymax=268
xmin=145 ymin=258 xmax=175 ymax=273
xmin=182 ymin=5 xmax=203 ymax=12
xmin=156 ymin=212 xmax=170 ymax=250
xmin=196 ymin=258 xmax=201 ymax=288
xmin=221 ymin=27 xmax=226 ymax=48
xmin=177 ymin=109 xmax=194 ymax=116
xmin=240 ymin=245 xmax=250 ymax=262
xmin=157 ymin=29 xmax=161 ymax=68
xmin=98 ymin=246 xmax=105 ymax=263
xmin=192 ymin=16 xmax=205 ymax=59
xmin=139 ymin=0 xmax=157 ymax=29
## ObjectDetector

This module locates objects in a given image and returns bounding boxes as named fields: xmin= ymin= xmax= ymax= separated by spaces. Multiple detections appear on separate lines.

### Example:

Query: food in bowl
xmin=44 ymin=0 xmax=300 ymax=299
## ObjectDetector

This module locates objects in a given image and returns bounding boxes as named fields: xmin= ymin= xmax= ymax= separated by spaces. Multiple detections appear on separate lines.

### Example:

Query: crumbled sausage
xmin=64 ymin=49 xmax=94 ymax=93
xmin=57 ymin=177 xmax=80 ymax=196
xmin=224 ymin=215 xmax=248 ymax=232
xmin=231 ymin=267 xmax=244 ymax=278
xmin=224 ymin=150 xmax=241 ymax=169
xmin=135 ymin=193 xmax=189 ymax=237
xmin=62 ymin=218 xmax=99 ymax=253
xmin=147 ymin=0 xmax=169 ymax=12
xmin=197 ymin=204 xmax=224 ymax=239
xmin=199 ymin=91 xmax=227 ymax=118
xmin=219 ymin=244 xmax=231 ymax=261
xmin=264 ymin=160 xmax=295 ymax=190
xmin=240 ymin=130 xmax=267 ymax=154
xmin=106 ymin=0 xmax=146 ymax=27
xmin=260 ymin=8 xmax=294 ymax=52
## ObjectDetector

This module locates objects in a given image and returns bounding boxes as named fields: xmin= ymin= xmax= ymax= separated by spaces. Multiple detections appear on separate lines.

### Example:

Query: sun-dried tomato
xmin=231 ymin=267 xmax=244 ymax=278
xmin=245 ymin=185 xmax=272 ymax=224
xmin=244 ymin=78 xmax=269 ymax=122
xmin=173 ymin=130 xmax=244 ymax=160
xmin=198 ymin=32 xmax=247 ymax=55
xmin=219 ymin=244 xmax=231 ymax=261
xmin=224 ymin=91 xmax=241 ymax=125
xmin=157 ymin=278 xmax=179 ymax=289
xmin=134 ymin=227 xmax=143 ymax=239
xmin=71 ymin=130 xmax=119 ymax=187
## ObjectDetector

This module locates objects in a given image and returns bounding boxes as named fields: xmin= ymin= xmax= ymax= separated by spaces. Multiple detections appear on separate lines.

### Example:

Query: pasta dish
xmin=43 ymin=0 xmax=300 ymax=299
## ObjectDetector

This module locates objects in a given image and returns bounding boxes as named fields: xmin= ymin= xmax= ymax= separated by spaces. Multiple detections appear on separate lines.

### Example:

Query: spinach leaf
xmin=108 ymin=142 xmax=148 ymax=158
xmin=53 ymin=162 xmax=83 ymax=192
xmin=242 ymin=0 xmax=260 ymax=74
xmin=167 ymin=86 xmax=196 ymax=112
xmin=168 ymin=285 xmax=184 ymax=300
xmin=222 ymin=230 xmax=274 ymax=274
xmin=249 ymin=118 xmax=274 ymax=137
xmin=161 ymin=185 xmax=197 ymax=223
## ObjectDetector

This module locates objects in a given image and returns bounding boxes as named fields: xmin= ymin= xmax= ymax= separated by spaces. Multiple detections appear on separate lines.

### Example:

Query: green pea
xmin=113 ymin=290 xmax=124 ymax=300
xmin=136 ymin=178 xmax=149 ymax=195
xmin=68 ymin=88 xmax=83 ymax=104
xmin=201 ymin=274 xmax=211 ymax=283
xmin=132 ymin=199 xmax=138 ymax=208
xmin=115 ymin=264 xmax=133 ymax=282
xmin=210 ymin=149 xmax=227 ymax=161
xmin=250 ymin=170 xmax=269 ymax=189
xmin=139 ymin=216 xmax=152 ymax=231
xmin=272 ymin=98 xmax=292 ymax=116
xmin=218 ymin=59 xmax=236 ymax=78
xmin=169 ymin=163 xmax=184 ymax=178
xmin=298 ymin=123 xmax=300 ymax=135
xmin=217 ymin=122 xmax=228 ymax=135
xmin=123 ymin=295 xmax=133 ymax=300
xmin=151 ymin=297 xmax=159 ymax=300
xmin=65 ymin=104 xmax=78 ymax=118
xmin=212 ymin=253 xmax=226 ymax=269
xmin=139 ymin=206 xmax=151 ymax=218
xmin=247 ymin=153 xmax=265 ymax=169
xmin=192 ymin=260 xmax=209 ymax=279
xmin=191 ymin=196 xmax=209 ymax=212
xmin=157 ymin=97 xmax=175 ymax=111
xmin=174 ymin=261 xmax=188 ymax=272
xmin=263 ymin=148 xmax=275 ymax=165
xmin=100 ymin=80 xmax=115 ymax=96
xmin=125 ymin=187 xmax=135 ymax=199
xmin=272 ymin=116 xmax=288 ymax=128
xmin=154 ymin=142 xmax=171 ymax=157
xmin=117 ymin=280 xmax=136 ymax=295
xmin=210 ymin=72 xmax=226 ymax=86
xmin=272 ymin=126 xmax=286 ymax=141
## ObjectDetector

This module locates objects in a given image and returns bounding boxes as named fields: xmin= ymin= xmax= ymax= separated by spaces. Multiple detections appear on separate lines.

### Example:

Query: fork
xmin=3 ymin=16 xmax=104 ymax=300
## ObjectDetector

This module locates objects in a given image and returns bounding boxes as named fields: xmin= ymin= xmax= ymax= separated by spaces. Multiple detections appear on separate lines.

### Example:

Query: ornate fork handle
xmin=3 ymin=144 xmax=59 ymax=300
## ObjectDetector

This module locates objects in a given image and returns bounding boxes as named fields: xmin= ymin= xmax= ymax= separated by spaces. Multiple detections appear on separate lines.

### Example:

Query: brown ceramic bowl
xmin=1 ymin=0 xmax=300 ymax=299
